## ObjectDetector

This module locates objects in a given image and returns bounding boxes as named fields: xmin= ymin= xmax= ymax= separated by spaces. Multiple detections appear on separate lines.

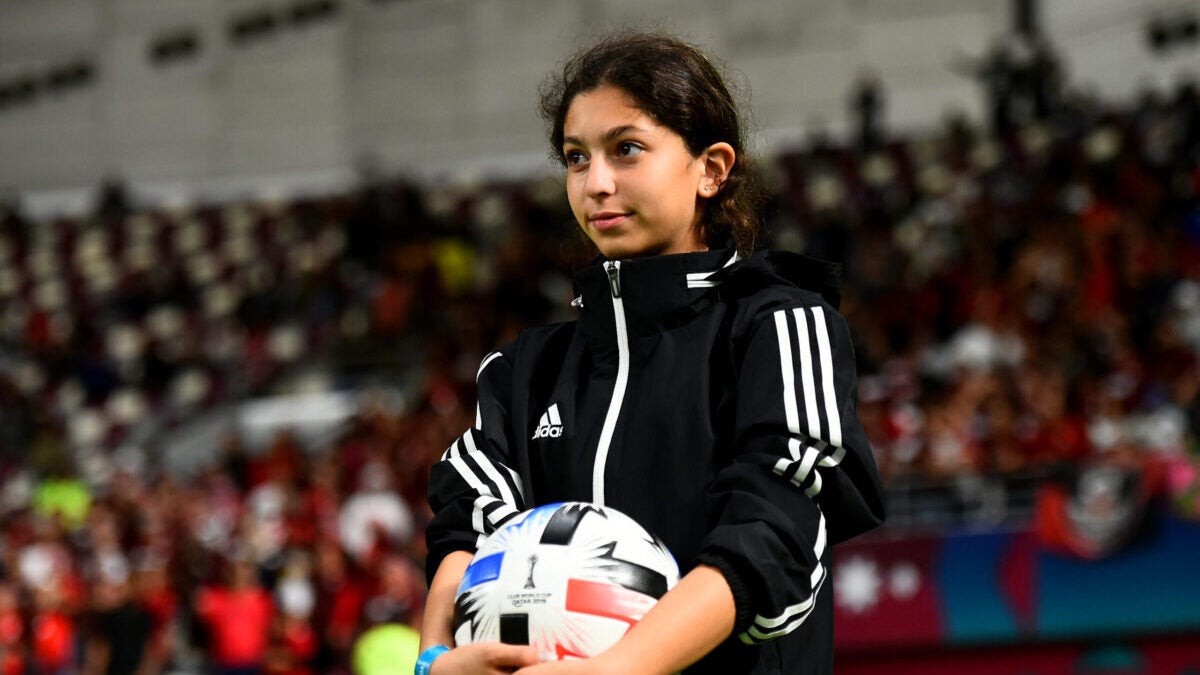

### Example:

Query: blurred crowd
xmin=0 ymin=413 xmax=444 ymax=674
xmin=0 ymin=64 xmax=1199 ymax=671
xmin=821 ymin=80 xmax=1200 ymax=505
xmin=0 ymin=161 xmax=574 ymax=672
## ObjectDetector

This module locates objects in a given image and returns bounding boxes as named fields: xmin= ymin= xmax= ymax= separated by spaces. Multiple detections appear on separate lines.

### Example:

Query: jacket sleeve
xmin=693 ymin=302 xmax=885 ymax=645
xmin=424 ymin=348 xmax=528 ymax=584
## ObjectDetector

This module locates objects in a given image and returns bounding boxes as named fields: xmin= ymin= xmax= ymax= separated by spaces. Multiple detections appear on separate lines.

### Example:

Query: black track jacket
xmin=426 ymin=247 xmax=885 ymax=674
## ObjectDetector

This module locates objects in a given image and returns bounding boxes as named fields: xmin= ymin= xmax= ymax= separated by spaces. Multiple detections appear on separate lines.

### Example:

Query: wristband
xmin=414 ymin=645 xmax=451 ymax=675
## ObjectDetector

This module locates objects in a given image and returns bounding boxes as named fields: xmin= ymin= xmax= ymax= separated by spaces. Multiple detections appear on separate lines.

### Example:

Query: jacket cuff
xmin=691 ymin=550 xmax=755 ymax=636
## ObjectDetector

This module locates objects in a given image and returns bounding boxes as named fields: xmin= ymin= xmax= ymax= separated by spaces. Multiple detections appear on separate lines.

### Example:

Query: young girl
xmin=418 ymin=31 xmax=885 ymax=675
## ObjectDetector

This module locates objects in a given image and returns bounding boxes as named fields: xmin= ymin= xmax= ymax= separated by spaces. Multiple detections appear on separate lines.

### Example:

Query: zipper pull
xmin=605 ymin=261 xmax=621 ymax=298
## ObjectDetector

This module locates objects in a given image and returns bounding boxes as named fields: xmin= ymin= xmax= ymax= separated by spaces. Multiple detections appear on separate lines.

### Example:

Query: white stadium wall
xmin=0 ymin=0 xmax=1195 ymax=214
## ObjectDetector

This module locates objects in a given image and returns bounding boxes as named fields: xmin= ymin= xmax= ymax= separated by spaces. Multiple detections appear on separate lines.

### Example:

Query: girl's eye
xmin=616 ymin=141 xmax=643 ymax=158
xmin=564 ymin=149 xmax=587 ymax=166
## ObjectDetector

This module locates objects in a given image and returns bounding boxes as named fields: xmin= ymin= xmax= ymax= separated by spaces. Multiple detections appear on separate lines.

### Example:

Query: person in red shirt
xmin=195 ymin=554 xmax=274 ymax=674
xmin=29 ymin=584 xmax=75 ymax=675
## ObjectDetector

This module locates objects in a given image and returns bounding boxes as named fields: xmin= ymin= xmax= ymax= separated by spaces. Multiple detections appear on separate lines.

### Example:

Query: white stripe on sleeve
xmin=457 ymin=430 xmax=523 ymax=509
xmin=773 ymin=310 xmax=800 ymax=435
xmin=792 ymin=444 xmax=822 ymax=488
xmin=472 ymin=496 xmax=520 ymax=535
xmin=476 ymin=351 xmax=504 ymax=380
xmin=443 ymin=429 xmax=526 ymax=518
xmin=811 ymin=308 xmax=843 ymax=448
xmin=773 ymin=437 xmax=803 ymax=477
xmin=739 ymin=512 xmax=828 ymax=644
xmin=474 ymin=351 xmax=504 ymax=430
xmin=820 ymin=446 xmax=847 ymax=468
xmin=471 ymin=448 xmax=517 ymax=508
xmin=505 ymin=465 xmax=526 ymax=503
xmin=804 ymin=470 xmax=824 ymax=498
xmin=471 ymin=496 xmax=485 ymax=534
xmin=462 ymin=430 xmax=478 ymax=454
xmin=792 ymin=308 xmax=821 ymax=441
xmin=440 ymin=437 xmax=461 ymax=462
xmin=448 ymin=454 xmax=487 ymax=496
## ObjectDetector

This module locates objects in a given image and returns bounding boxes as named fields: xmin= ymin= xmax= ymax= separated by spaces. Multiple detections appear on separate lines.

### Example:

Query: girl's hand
xmin=430 ymin=642 xmax=541 ymax=675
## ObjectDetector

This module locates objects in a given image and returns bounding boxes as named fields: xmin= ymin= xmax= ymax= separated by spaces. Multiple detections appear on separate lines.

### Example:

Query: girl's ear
xmin=697 ymin=142 xmax=736 ymax=197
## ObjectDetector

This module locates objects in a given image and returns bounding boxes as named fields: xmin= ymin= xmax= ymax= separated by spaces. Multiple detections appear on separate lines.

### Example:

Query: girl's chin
xmin=587 ymin=234 xmax=639 ymax=260
xmin=596 ymin=243 xmax=653 ymax=260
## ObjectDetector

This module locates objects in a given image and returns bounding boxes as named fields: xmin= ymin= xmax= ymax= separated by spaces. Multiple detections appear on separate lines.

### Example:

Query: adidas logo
xmin=532 ymin=403 xmax=564 ymax=439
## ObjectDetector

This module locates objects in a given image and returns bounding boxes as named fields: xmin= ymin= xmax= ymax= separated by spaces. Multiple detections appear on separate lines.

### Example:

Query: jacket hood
xmin=718 ymin=249 xmax=843 ymax=310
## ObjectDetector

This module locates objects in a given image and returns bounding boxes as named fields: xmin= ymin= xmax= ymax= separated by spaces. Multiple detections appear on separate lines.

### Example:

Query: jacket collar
xmin=571 ymin=246 xmax=843 ymax=346
xmin=573 ymin=247 xmax=739 ymax=341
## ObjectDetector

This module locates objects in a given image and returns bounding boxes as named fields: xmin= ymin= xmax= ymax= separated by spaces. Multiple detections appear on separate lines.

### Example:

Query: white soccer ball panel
xmin=454 ymin=502 xmax=679 ymax=660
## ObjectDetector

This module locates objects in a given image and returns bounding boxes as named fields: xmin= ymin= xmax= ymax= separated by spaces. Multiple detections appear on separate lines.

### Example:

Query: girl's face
xmin=562 ymin=85 xmax=727 ymax=259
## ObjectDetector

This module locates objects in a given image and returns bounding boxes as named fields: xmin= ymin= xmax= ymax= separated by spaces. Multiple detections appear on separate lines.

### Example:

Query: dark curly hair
xmin=539 ymin=31 xmax=766 ymax=255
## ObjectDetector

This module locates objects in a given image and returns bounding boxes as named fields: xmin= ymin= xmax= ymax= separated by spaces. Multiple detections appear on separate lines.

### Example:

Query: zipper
xmin=606 ymin=263 xmax=622 ymax=297
xmin=593 ymin=260 xmax=629 ymax=505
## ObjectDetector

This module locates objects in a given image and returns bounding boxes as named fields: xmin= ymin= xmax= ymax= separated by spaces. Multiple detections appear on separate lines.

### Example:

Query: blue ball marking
xmin=459 ymin=552 xmax=505 ymax=593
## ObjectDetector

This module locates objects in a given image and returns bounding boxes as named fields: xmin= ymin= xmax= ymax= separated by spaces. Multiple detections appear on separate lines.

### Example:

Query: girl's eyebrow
xmin=562 ymin=125 xmax=648 ymax=148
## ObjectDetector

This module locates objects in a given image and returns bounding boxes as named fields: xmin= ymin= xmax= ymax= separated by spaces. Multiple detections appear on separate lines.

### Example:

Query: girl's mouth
xmin=589 ymin=213 xmax=631 ymax=230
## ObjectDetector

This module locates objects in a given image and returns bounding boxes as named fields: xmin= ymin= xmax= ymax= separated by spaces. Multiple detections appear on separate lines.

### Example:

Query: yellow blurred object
xmin=33 ymin=478 xmax=91 ymax=529
xmin=433 ymin=238 xmax=476 ymax=298
xmin=352 ymin=623 xmax=421 ymax=675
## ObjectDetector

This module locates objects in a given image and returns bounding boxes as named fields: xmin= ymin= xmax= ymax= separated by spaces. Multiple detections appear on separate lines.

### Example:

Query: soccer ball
xmin=453 ymin=502 xmax=679 ymax=660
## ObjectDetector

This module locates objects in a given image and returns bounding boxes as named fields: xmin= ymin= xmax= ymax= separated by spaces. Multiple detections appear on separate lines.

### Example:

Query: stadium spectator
xmin=82 ymin=573 xmax=154 ymax=675
xmin=194 ymin=554 xmax=275 ymax=674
